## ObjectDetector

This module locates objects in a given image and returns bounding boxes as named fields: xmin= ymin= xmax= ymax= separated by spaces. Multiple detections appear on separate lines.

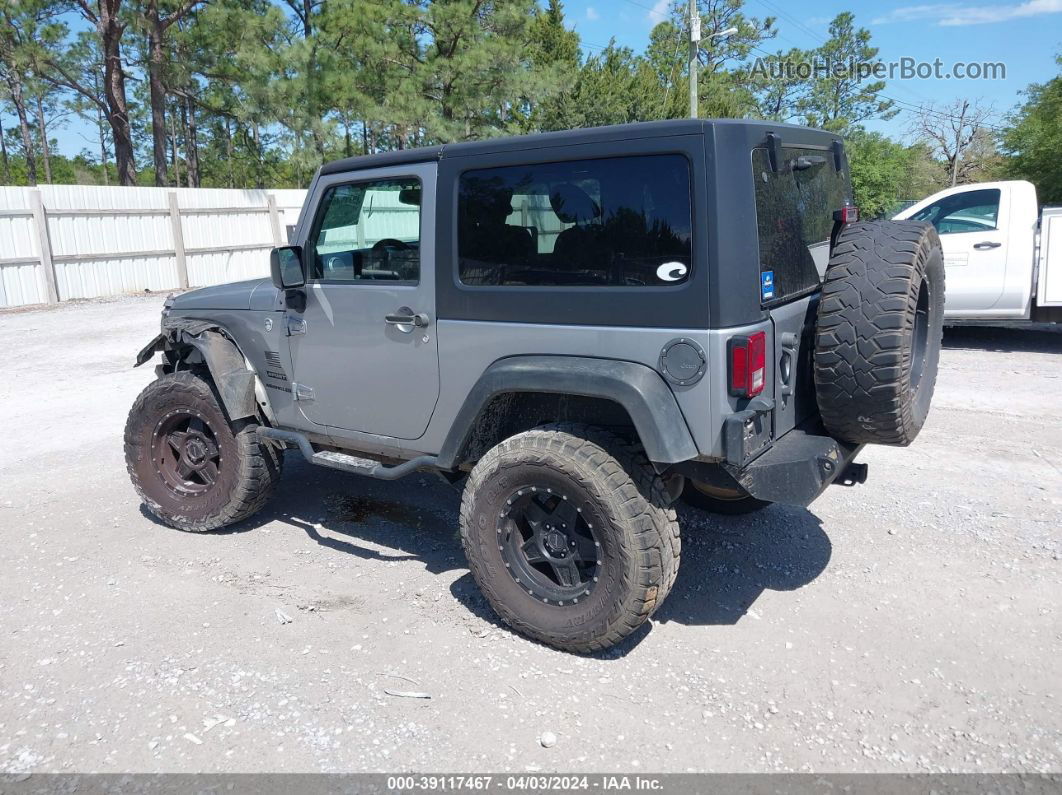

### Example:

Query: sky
xmin=31 ymin=0 xmax=1062 ymax=158
xmin=566 ymin=0 xmax=1061 ymax=139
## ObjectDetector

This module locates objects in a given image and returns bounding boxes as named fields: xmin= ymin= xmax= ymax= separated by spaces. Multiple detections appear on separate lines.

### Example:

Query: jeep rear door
xmin=752 ymin=144 xmax=852 ymax=440
xmin=284 ymin=161 xmax=440 ymax=440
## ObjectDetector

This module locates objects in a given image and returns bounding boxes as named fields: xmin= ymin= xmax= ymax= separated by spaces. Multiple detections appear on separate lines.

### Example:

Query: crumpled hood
xmin=166 ymin=278 xmax=278 ymax=311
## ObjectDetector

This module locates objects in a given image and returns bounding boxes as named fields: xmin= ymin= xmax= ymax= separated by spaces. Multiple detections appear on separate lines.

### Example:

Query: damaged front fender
xmin=135 ymin=333 xmax=166 ymax=368
xmin=134 ymin=320 xmax=258 ymax=421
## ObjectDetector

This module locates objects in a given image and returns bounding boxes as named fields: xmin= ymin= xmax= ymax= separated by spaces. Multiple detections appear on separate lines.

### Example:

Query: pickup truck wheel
xmin=124 ymin=372 xmax=282 ymax=532
xmin=814 ymin=220 xmax=945 ymax=446
xmin=681 ymin=480 xmax=770 ymax=515
xmin=459 ymin=424 xmax=680 ymax=654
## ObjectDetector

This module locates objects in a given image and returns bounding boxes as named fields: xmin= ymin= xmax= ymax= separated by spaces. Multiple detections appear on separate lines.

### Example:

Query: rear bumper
xmin=728 ymin=427 xmax=863 ymax=507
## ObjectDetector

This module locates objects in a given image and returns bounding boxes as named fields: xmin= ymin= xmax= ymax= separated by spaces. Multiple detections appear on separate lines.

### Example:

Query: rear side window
xmin=458 ymin=154 xmax=693 ymax=287
xmin=911 ymin=188 xmax=1000 ymax=234
xmin=752 ymin=147 xmax=849 ymax=305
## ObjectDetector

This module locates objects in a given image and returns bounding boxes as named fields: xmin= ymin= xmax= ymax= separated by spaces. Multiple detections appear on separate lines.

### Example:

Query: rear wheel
xmin=681 ymin=479 xmax=770 ymax=515
xmin=459 ymin=424 xmax=680 ymax=654
xmin=124 ymin=372 xmax=282 ymax=532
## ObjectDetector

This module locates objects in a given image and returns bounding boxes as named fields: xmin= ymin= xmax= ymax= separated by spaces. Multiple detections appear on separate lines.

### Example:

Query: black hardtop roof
xmin=318 ymin=118 xmax=838 ymax=176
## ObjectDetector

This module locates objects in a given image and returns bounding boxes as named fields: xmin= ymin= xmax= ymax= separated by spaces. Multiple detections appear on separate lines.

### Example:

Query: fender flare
xmin=436 ymin=355 xmax=699 ymax=468
xmin=135 ymin=318 xmax=258 ymax=421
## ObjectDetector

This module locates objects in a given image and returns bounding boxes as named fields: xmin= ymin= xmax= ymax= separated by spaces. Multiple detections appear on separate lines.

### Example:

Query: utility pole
xmin=688 ymin=0 xmax=700 ymax=118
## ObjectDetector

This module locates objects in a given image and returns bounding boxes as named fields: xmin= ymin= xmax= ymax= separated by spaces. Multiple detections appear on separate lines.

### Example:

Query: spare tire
xmin=813 ymin=220 xmax=945 ymax=446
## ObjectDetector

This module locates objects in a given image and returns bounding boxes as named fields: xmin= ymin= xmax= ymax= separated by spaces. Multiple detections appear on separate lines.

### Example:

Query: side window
xmin=911 ymin=188 xmax=1000 ymax=235
xmin=310 ymin=177 xmax=421 ymax=282
xmin=458 ymin=154 xmax=693 ymax=287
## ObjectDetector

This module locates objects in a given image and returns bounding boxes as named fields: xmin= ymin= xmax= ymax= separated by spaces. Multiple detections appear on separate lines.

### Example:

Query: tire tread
xmin=124 ymin=372 xmax=282 ymax=532
xmin=814 ymin=220 xmax=944 ymax=446
xmin=460 ymin=423 xmax=680 ymax=654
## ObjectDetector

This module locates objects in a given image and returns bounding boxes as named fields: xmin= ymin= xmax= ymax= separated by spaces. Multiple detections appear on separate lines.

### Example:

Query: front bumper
xmin=728 ymin=427 xmax=863 ymax=507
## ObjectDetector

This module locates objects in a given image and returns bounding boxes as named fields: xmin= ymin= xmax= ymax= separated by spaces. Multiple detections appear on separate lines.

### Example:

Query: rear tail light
xmin=833 ymin=205 xmax=860 ymax=224
xmin=728 ymin=332 xmax=767 ymax=398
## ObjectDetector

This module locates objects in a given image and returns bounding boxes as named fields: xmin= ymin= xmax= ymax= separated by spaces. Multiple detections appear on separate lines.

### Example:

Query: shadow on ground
xmin=255 ymin=456 xmax=465 ymax=577
xmin=943 ymin=324 xmax=1062 ymax=354
xmin=143 ymin=454 xmax=832 ymax=654
xmin=654 ymin=504 xmax=830 ymax=625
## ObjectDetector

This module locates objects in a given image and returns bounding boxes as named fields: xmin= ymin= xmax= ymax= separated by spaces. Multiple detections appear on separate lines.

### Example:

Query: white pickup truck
xmin=893 ymin=180 xmax=1062 ymax=323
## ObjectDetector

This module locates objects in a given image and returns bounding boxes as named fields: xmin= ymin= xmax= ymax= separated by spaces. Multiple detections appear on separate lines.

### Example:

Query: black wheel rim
xmin=911 ymin=277 xmax=930 ymax=392
xmin=498 ymin=486 xmax=601 ymax=605
xmin=151 ymin=409 xmax=222 ymax=497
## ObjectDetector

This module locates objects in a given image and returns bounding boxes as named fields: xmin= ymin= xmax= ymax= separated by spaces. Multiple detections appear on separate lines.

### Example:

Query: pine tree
xmin=796 ymin=12 xmax=896 ymax=133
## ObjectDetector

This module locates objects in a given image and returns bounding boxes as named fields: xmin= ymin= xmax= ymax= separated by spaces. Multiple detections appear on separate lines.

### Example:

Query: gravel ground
xmin=0 ymin=294 xmax=1059 ymax=774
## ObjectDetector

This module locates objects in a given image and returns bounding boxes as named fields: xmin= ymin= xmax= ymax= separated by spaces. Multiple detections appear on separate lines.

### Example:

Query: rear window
xmin=458 ymin=154 xmax=693 ymax=287
xmin=752 ymin=147 xmax=850 ymax=306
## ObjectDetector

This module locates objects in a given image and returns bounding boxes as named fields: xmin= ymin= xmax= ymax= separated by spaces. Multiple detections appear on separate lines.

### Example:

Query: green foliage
xmin=749 ymin=46 xmax=809 ymax=121
xmin=845 ymin=130 xmax=908 ymax=218
xmin=0 ymin=149 xmax=111 ymax=185
xmin=531 ymin=42 xmax=654 ymax=129
xmin=530 ymin=0 xmax=580 ymax=66
xmin=1001 ymin=55 xmax=1062 ymax=203
xmin=1 ymin=0 xmax=1038 ymax=203
xmin=902 ymin=140 xmax=948 ymax=200
xmin=795 ymin=13 xmax=896 ymax=134
xmin=515 ymin=0 xmax=582 ymax=131
xmin=846 ymin=130 xmax=946 ymax=218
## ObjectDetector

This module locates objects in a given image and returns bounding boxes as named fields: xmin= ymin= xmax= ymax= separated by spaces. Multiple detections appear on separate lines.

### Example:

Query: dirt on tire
xmin=124 ymin=371 xmax=282 ymax=532
xmin=459 ymin=423 xmax=680 ymax=654
xmin=813 ymin=220 xmax=945 ymax=446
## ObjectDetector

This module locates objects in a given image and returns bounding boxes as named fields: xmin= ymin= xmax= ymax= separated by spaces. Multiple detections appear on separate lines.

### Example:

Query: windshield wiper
xmin=792 ymin=155 xmax=827 ymax=171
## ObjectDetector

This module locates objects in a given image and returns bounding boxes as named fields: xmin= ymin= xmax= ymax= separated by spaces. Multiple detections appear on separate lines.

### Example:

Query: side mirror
xmin=270 ymin=246 xmax=305 ymax=290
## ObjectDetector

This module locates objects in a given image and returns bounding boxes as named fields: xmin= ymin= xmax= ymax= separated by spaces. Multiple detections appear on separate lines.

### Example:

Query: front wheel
xmin=459 ymin=424 xmax=680 ymax=654
xmin=124 ymin=372 xmax=282 ymax=532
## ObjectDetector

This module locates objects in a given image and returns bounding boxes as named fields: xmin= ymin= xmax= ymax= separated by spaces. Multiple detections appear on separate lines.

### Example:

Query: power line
xmin=881 ymin=96 xmax=1008 ymax=132
xmin=598 ymin=8 xmax=1010 ymax=134
xmin=619 ymin=0 xmax=666 ymax=17
xmin=752 ymin=0 xmax=828 ymax=45
xmin=740 ymin=41 xmax=1008 ymax=133
xmin=648 ymin=0 xmax=1004 ymax=125
xmin=746 ymin=0 xmax=942 ymax=111
xmin=660 ymin=34 xmax=688 ymax=114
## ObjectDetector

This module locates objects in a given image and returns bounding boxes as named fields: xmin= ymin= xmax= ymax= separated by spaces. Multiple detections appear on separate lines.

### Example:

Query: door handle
xmin=385 ymin=311 xmax=430 ymax=328
xmin=973 ymin=241 xmax=1001 ymax=250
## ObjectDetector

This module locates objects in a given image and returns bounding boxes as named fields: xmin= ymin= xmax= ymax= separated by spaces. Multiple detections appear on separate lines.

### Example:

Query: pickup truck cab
xmin=894 ymin=180 xmax=1062 ymax=323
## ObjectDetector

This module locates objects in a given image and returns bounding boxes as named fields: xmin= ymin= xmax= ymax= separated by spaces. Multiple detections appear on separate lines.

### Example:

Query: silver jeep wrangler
xmin=126 ymin=120 xmax=945 ymax=653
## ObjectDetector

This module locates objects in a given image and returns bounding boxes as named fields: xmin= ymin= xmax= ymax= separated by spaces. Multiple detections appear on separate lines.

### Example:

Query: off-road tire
xmin=681 ymin=480 xmax=771 ymax=515
xmin=814 ymin=220 xmax=945 ymax=446
xmin=460 ymin=424 xmax=680 ymax=654
xmin=125 ymin=371 xmax=282 ymax=532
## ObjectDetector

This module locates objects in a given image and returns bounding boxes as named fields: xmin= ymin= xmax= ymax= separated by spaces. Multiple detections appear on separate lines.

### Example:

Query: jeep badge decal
xmin=656 ymin=261 xmax=688 ymax=282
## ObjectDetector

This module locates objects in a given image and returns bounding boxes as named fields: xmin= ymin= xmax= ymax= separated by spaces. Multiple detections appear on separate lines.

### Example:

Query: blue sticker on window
xmin=761 ymin=270 xmax=775 ymax=301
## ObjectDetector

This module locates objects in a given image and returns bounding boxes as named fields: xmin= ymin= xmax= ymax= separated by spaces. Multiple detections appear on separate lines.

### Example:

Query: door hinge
xmin=293 ymin=383 xmax=315 ymax=402
xmin=286 ymin=316 xmax=307 ymax=336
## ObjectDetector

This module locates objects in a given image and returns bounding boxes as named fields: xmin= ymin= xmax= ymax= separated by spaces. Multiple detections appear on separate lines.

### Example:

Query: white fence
xmin=0 ymin=185 xmax=306 ymax=308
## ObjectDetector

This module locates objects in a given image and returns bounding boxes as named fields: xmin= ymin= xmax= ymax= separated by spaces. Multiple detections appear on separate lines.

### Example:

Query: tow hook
xmin=837 ymin=462 xmax=869 ymax=486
